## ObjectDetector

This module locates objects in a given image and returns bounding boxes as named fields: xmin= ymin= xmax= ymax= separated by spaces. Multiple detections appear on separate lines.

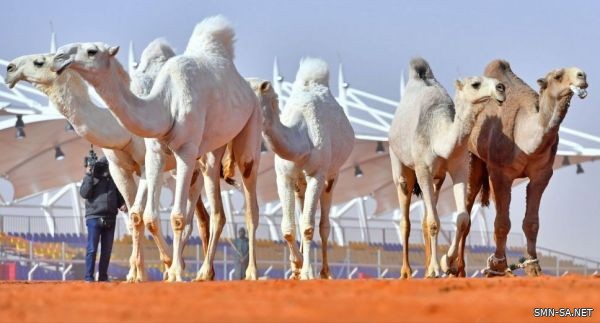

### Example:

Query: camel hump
xmin=295 ymin=57 xmax=330 ymax=87
xmin=409 ymin=57 xmax=435 ymax=81
xmin=185 ymin=15 xmax=236 ymax=59
xmin=484 ymin=59 xmax=512 ymax=77
xmin=143 ymin=38 xmax=176 ymax=61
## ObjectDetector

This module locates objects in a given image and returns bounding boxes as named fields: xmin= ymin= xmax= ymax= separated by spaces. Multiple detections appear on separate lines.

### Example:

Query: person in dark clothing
xmin=232 ymin=228 xmax=249 ymax=280
xmin=80 ymin=156 xmax=125 ymax=282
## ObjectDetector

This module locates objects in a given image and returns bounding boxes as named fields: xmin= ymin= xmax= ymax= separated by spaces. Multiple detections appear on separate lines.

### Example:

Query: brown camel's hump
xmin=484 ymin=59 xmax=538 ymax=110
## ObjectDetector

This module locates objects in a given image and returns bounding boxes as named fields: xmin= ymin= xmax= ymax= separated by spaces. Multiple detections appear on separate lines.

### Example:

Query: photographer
xmin=80 ymin=154 xmax=125 ymax=282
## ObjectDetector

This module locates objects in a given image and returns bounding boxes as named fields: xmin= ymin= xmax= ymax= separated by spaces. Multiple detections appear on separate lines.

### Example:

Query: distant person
xmin=232 ymin=228 xmax=249 ymax=280
xmin=80 ymin=155 xmax=125 ymax=282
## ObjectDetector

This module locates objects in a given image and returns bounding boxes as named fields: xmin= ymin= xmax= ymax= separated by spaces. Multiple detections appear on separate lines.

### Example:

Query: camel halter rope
xmin=481 ymin=254 xmax=539 ymax=276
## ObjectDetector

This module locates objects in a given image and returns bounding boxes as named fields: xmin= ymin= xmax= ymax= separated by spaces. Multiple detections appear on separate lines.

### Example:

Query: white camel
xmin=4 ymin=50 xmax=210 ymax=282
xmin=52 ymin=16 xmax=261 ymax=281
xmin=252 ymin=58 xmax=354 ymax=280
xmin=388 ymin=57 xmax=505 ymax=278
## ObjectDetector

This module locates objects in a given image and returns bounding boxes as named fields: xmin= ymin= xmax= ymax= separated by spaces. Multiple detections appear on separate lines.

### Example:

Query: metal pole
xmin=196 ymin=244 xmax=201 ymax=272
xmin=283 ymin=246 xmax=287 ymax=279
xmin=61 ymin=242 xmax=65 ymax=271
xmin=313 ymin=245 xmax=318 ymax=278
xmin=377 ymin=248 xmax=381 ymax=278
xmin=223 ymin=245 xmax=227 ymax=281
xmin=556 ymin=257 xmax=559 ymax=276
xmin=346 ymin=247 xmax=350 ymax=278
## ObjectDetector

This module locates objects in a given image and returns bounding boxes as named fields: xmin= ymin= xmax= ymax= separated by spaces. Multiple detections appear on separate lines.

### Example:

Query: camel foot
xmin=194 ymin=265 xmax=215 ymax=281
xmin=426 ymin=262 xmax=441 ymax=278
xmin=400 ymin=265 xmax=412 ymax=279
xmin=320 ymin=268 xmax=332 ymax=279
xmin=245 ymin=266 xmax=258 ymax=280
xmin=523 ymin=258 xmax=543 ymax=277
xmin=482 ymin=254 xmax=513 ymax=277
xmin=288 ymin=256 xmax=303 ymax=280
xmin=126 ymin=262 xmax=147 ymax=282
xmin=300 ymin=268 xmax=312 ymax=280
xmin=440 ymin=254 xmax=458 ymax=277
xmin=166 ymin=267 xmax=183 ymax=282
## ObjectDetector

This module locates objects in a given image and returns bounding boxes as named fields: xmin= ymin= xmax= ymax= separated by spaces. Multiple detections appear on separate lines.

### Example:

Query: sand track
xmin=1 ymin=276 xmax=599 ymax=322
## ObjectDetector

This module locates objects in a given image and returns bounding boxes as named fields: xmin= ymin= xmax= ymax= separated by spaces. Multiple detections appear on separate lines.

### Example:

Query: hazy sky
xmin=2 ymin=0 xmax=599 ymax=261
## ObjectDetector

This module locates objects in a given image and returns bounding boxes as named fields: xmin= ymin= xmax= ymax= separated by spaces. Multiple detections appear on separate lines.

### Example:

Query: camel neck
xmin=539 ymin=90 xmax=573 ymax=135
xmin=262 ymin=103 xmax=311 ymax=162
xmin=39 ymin=74 xmax=132 ymax=149
xmin=79 ymin=60 xmax=172 ymax=139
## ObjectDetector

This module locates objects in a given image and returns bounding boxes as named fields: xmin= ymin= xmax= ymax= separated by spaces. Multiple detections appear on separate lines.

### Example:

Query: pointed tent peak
xmin=273 ymin=56 xmax=282 ymax=82
xmin=400 ymin=69 xmax=406 ymax=98
xmin=50 ymin=32 xmax=56 ymax=53
xmin=128 ymin=41 xmax=137 ymax=73
xmin=338 ymin=62 xmax=349 ymax=89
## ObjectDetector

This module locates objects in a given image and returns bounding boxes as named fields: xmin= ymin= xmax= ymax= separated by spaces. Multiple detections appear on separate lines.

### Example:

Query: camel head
xmin=52 ymin=42 xmax=120 ymax=76
xmin=537 ymin=67 xmax=588 ymax=100
xmin=247 ymin=78 xmax=279 ymax=123
xmin=454 ymin=76 xmax=506 ymax=110
xmin=5 ymin=54 xmax=59 ymax=89
xmin=130 ymin=38 xmax=175 ymax=96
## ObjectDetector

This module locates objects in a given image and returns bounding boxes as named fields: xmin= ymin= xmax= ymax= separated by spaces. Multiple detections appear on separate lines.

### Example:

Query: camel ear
xmin=108 ymin=46 xmax=120 ymax=57
xmin=260 ymin=81 xmax=271 ymax=93
xmin=537 ymin=78 xmax=548 ymax=90
xmin=552 ymin=69 xmax=564 ymax=81
xmin=454 ymin=79 xmax=464 ymax=90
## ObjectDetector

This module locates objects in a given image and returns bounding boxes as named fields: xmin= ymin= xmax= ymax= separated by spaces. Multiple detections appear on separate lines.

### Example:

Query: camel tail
xmin=413 ymin=181 xmax=422 ymax=197
xmin=185 ymin=15 xmax=235 ymax=59
xmin=480 ymin=167 xmax=490 ymax=207
xmin=295 ymin=57 xmax=330 ymax=87
xmin=221 ymin=142 xmax=237 ymax=186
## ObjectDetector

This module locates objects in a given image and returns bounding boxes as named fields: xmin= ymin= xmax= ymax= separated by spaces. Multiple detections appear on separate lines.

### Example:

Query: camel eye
xmin=87 ymin=48 xmax=98 ymax=57
xmin=33 ymin=60 xmax=44 ymax=67
xmin=471 ymin=82 xmax=481 ymax=89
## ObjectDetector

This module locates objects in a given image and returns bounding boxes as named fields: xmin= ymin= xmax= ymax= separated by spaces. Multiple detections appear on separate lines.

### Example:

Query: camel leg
xmin=485 ymin=171 xmax=513 ymax=277
xmin=178 ymin=168 xmax=204 ymax=275
xmin=166 ymin=143 xmax=198 ymax=282
xmin=277 ymin=171 xmax=302 ymax=279
xmin=194 ymin=198 xmax=210 ymax=256
xmin=237 ymin=159 xmax=259 ymax=280
xmin=294 ymin=176 xmax=312 ymax=278
xmin=521 ymin=171 xmax=552 ymax=276
xmin=108 ymin=161 xmax=146 ymax=282
xmin=195 ymin=147 xmax=227 ymax=281
xmin=319 ymin=176 xmax=337 ymax=279
xmin=231 ymin=108 xmax=261 ymax=280
xmin=460 ymin=154 xmax=487 ymax=277
xmin=415 ymin=166 xmax=441 ymax=278
xmin=390 ymin=150 xmax=415 ymax=279
xmin=142 ymin=145 xmax=173 ymax=280
xmin=299 ymin=174 xmax=325 ymax=280
xmin=442 ymin=156 xmax=470 ymax=277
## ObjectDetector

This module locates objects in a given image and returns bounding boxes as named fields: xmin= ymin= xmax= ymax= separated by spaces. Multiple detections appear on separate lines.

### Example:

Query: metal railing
xmin=1 ymin=233 xmax=598 ymax=281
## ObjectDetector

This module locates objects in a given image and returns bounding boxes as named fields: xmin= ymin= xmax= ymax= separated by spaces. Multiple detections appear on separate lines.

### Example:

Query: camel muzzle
xmin=570 ymin=85 xmax=588 ymax=99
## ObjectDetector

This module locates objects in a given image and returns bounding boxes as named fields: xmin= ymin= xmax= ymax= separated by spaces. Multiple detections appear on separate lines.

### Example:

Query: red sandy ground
xmin=1 ymin=275 xmax=599 ymax=322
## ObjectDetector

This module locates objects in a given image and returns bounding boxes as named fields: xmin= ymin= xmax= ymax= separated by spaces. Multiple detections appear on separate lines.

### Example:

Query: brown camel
xmin=466 ymin=60 xmax=588 ymax=276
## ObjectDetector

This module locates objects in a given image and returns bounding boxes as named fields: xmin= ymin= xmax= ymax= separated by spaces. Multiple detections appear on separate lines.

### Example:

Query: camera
xmin=84 ymin=145 xmax=98 ymax=169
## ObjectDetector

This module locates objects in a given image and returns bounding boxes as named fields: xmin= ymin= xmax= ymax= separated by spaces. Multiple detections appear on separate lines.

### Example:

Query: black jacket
xmin=80 ymin=171 xmax=125 ymax=219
